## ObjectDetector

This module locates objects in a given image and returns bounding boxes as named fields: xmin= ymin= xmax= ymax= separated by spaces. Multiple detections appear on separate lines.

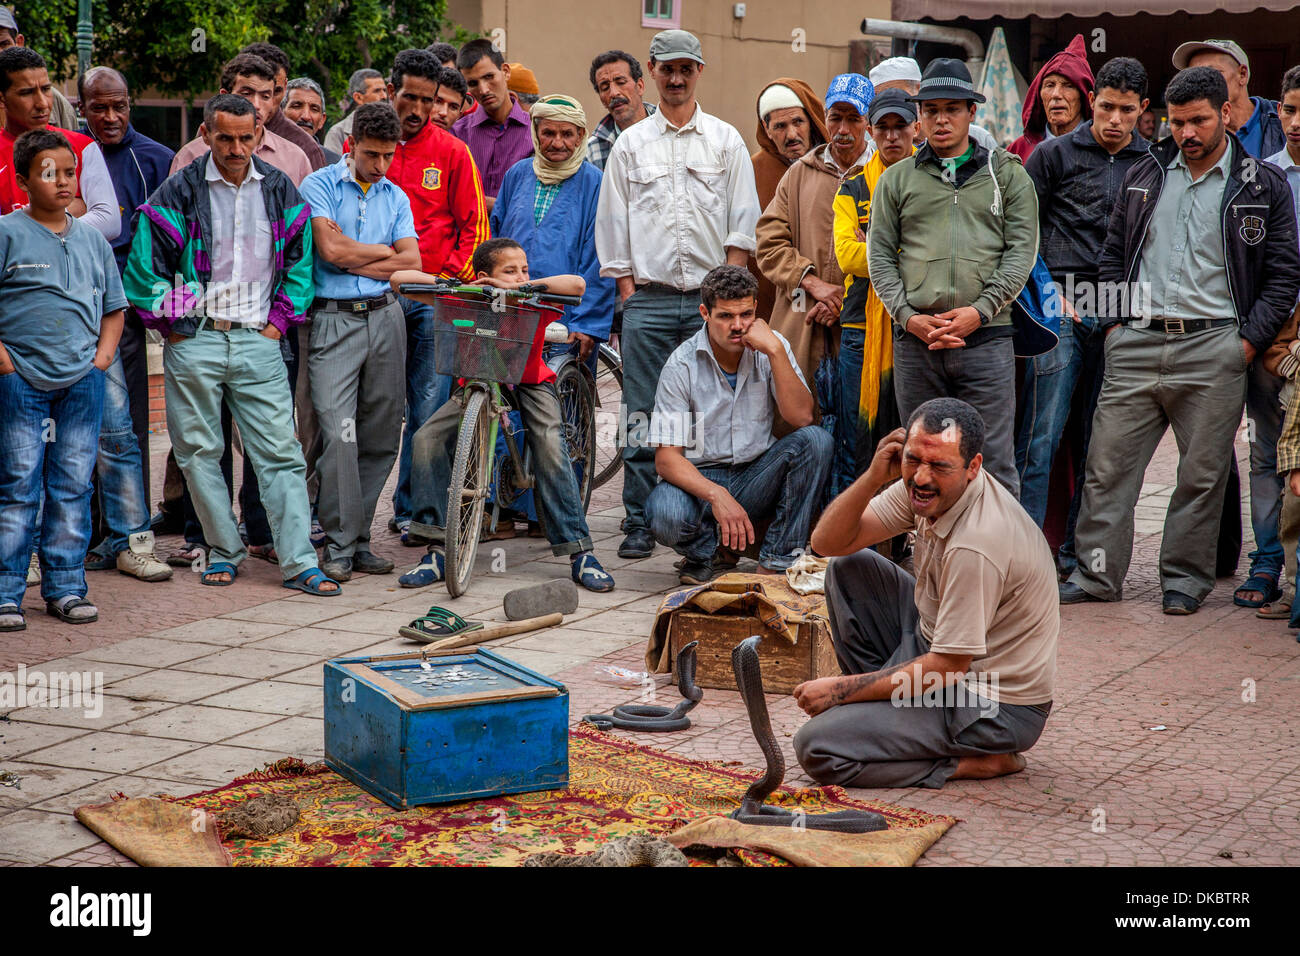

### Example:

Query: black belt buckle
xmin=350 ymin=299 xmax=370 ymax=313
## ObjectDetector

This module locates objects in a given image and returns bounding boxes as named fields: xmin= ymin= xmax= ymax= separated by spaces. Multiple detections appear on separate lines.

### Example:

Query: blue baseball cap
xmin=824 ymin=73 xmax=874 ymax=114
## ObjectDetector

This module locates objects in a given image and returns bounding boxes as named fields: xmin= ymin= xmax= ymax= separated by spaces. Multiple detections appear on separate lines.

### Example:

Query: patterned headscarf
xmin=530 ymin=94 xmax=589 ymax=185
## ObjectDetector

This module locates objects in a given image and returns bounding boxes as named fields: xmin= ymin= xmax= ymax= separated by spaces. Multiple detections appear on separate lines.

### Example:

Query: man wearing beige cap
xmin=1173 ymin=39 xmax=1284 ymax=159
xmin=596 ymin=28 xmax=761 ymax=560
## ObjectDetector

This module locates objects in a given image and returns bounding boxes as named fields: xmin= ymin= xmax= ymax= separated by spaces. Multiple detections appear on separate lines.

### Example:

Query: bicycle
xmin=590 ymin=341 xmax=623 ymax=490
xmin=398 ymin=279 xmax=594 ymax=597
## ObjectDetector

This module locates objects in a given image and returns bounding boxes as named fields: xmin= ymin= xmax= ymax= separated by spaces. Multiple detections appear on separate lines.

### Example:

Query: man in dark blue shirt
xmin=78 ymin=66 xmax=174 ymax=581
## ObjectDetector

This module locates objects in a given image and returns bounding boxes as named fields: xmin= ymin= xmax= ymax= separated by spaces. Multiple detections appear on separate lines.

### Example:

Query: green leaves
xmin=22 ymin=0 xmax=460 ymax=112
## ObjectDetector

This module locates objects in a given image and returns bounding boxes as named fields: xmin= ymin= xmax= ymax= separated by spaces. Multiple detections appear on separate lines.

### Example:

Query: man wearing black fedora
xmin=867 ymin=57 xmax=1039 ymax=498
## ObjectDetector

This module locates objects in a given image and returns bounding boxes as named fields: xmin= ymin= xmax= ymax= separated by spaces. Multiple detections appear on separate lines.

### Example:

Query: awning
xmin=892 ymin=0 xmax=1298 ymax=18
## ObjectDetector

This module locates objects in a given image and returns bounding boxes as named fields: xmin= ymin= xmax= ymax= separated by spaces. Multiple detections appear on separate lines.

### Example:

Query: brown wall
xmin=459 ymin=0 xmax=893 ymax=152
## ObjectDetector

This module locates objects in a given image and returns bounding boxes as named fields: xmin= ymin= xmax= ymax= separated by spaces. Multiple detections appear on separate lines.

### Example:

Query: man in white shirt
xmin=596 ymin=29 xmax=761 ymax=560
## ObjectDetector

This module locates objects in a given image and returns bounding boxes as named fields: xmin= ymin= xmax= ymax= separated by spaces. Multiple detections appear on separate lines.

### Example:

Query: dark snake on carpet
xmin=582 ymin=641 xmax=702 ymax=732
xmin=730 ymin=635 xmax=888 ymax=833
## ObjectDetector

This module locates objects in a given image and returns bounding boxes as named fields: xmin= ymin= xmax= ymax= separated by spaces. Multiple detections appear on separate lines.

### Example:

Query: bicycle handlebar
xmin=397 ymin=280 xmax=582 ymax=308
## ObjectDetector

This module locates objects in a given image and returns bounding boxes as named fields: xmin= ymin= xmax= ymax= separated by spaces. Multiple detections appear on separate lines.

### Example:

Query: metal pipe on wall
xmin=860 ymin=18 xmax=987 ymax=83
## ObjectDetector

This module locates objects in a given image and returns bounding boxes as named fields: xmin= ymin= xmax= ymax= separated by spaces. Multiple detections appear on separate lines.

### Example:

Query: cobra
xmin=729 ymin=635 xmax=888 ymax=833
xmin=582 ymin=641 xmax=703 ymax=732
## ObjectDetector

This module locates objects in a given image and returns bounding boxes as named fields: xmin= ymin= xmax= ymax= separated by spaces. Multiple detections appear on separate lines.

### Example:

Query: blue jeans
xmin=1245 ymin=357 xmax=1284 ymax=578
xmin=92 ymin=350 xmax=152 ymax=554
xmin=645 ymin=426 xmax=833 ymax=570
xmin=408 ymin=382 xmax=594 ymax=555
xmin=620 ymin=286 xmax=703 ymax=533
xmin=1015 ymin=312 xmax=1104 ymax=528
xmin=0 ymin=368 xmax=105 ymax=609
xmin=392 ymin=295 xmax=453 ymax=523
xmin=833 ymin=326 xmax=901 ymax=497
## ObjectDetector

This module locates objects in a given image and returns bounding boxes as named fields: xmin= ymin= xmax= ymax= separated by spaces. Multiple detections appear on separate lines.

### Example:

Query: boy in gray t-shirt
xmin=0 ymin=129 xmax=126 ymax=631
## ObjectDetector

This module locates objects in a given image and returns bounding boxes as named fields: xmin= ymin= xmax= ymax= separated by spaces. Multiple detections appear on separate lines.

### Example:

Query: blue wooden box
xmin=324 ymin=646 xmax=569 ymax=809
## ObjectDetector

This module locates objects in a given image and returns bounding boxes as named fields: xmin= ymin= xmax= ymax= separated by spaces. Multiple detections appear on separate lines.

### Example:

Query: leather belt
xmin=200 ymin=318 xmax=260 ymax=332
xmin=636 ymin=282 xmax=700 ymax=295
xmin=314 ymin=292 xmax=395 ymax=314
xmin=1133 ymin=317 xmax=1237 ymax=334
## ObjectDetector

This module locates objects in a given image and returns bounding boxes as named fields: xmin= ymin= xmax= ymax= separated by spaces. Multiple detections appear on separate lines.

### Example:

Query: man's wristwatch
xmin=976 ymin=308 xmax=990 ymax=327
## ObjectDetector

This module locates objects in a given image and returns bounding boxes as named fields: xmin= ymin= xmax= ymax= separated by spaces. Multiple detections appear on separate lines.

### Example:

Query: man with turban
xmin=491 ymin=94 xmax=615 ymax=364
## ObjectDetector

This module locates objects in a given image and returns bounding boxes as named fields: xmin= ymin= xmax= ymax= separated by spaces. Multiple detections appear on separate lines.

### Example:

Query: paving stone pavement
xmin=1 ymin=431 xmax=1296 ymax=866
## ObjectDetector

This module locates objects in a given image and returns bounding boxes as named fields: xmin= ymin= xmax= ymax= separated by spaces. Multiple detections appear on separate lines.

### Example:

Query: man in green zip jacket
xmin=867 ymin=58 xmax=1039 ymax=497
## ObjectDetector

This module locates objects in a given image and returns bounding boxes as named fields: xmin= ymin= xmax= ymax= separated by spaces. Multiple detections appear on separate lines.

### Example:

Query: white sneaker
xmin=116 ymin=531 xmax=174 ymax=582
xmin=25 ymin=552 xmax=39 ymax=588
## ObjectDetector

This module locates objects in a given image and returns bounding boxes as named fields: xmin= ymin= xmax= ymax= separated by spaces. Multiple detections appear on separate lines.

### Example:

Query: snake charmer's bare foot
xmin=951 ymin=752 xmax=1026 ymax=780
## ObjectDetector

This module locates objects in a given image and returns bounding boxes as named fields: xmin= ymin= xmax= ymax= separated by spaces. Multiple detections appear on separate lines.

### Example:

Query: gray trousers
xmin=308 ymin=299 xmax=406 ymax=560
xmin=295 ymin=321 xmax=322 ymax=502
xmin=1068 ymin=323 xmax=1248 ymax=601
xmin=893 ymin=330 xmax=1019 ymax=497
xmin=793 ymin=549 xmax=1050 ymax=789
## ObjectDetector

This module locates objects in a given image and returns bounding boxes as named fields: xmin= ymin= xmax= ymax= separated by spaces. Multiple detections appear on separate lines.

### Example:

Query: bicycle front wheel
xmin=592 ymin=343 xmax=623 ymax=490
xmin=444 ymin=388 xmax=491 ymax=598
xmin=555 ymin=361 xmax=596 ymax=513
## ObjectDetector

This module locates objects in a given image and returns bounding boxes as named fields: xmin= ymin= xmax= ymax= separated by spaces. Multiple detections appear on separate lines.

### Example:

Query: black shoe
xmin=84 ymin=549 xmax=115 ymax=571
xmin=321 ymin=556 xmax=354 ymax=582
xmin=150 ymin=508 xmax=184 ymax=535
xmin=1059 ymin=581 xmax=1104 ymax=605
xmin=353 ymin=550 xmax=394 ymax=574
xmin=1162 ymin=590 xmax=1200 ymax=615
xmin=617 ymin=529 xmax=655 ymax=559
xmin=678 ymin=559 xmax=716 ymax=586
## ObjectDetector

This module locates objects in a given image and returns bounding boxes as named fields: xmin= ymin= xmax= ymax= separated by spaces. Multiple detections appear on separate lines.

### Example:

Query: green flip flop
xmin=399 ymin=606 xmax=484 ymax=643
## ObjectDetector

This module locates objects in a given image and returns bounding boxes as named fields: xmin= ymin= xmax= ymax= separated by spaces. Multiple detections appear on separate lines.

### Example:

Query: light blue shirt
xmin=1139 ymin=145 xmax=1234 ymax=321
xmin=1266 ymin=146 xmax=1300 ymax=302
xmin=0 ymin=211 xmax=126 ymax=390
xmin=298 ymin=158 xmax=417 ymax=299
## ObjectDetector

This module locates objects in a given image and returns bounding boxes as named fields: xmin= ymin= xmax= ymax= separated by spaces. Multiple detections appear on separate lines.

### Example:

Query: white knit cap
xmin=869 ymin=57 xmax=923 ymax=87
xmin=758 ymin=83 xmax=804 ymax=121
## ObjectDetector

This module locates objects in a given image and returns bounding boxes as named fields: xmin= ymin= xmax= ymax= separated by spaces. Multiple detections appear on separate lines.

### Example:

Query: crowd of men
xmin=2 ymin=16 xmax=1299 ymax=649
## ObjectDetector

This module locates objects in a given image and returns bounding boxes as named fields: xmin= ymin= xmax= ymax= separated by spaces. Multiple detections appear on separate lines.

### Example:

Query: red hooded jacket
xmin=1008 ymin=34 xmax=1095 ymax=162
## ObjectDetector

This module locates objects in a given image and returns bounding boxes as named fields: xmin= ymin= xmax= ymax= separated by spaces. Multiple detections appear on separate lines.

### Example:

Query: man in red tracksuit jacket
xmin=383 ymin=48 xmax=489 ymax=533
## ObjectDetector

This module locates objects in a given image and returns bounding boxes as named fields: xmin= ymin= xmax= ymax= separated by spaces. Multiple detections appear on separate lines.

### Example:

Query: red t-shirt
xmin=519 ymin=305 xmax=561 ymax=386
xmin=0 ymin=125 xmax=94 ymax=214
xmin=387 ymin=120 xmax=488 ymax=280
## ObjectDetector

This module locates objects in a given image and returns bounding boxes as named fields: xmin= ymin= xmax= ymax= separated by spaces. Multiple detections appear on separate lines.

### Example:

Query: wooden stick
xmin=420 ymin=612 xmax=563 ymax=655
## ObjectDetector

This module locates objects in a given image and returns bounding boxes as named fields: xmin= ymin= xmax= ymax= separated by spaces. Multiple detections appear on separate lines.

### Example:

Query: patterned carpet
xmin=78 ymin=726 xmax=956 ymax=866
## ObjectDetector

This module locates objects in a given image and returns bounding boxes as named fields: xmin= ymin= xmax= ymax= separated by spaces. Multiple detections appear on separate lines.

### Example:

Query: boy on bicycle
xmin=392 ymin=237 xmax=616 ymax=592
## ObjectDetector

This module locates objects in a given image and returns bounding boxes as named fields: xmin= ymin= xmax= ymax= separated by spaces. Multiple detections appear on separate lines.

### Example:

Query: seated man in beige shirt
xmin=794 ymin=397 xmax=1059 ymax=788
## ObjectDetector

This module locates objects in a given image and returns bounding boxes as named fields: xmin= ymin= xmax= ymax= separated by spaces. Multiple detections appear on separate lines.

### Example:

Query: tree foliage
xmin=21 ymin=0 xmax=470 ymax=113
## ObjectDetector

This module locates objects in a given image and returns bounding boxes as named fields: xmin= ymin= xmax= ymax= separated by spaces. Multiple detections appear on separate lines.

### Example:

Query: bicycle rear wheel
xmin=444 ymin=388 xmax=491 ymax=598
xmin=592 ymin=343 xmax=623 ymax=489
xmin=555 ymin=361 xmax=596 ymax=513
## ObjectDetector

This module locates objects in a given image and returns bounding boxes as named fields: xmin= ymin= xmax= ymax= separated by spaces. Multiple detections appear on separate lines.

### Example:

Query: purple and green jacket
xmin=123 ymin=153 xmax=313 ymax=336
